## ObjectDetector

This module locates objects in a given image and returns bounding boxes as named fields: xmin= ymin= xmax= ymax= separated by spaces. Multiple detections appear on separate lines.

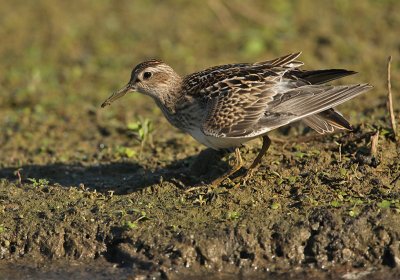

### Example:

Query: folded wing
xmin=199 ymin=53 xmax=372 ymax=138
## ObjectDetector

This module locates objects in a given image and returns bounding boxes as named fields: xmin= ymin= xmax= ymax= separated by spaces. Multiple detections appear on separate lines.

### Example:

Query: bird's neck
xmin=154 ymin=79 xmax=183 ymax=114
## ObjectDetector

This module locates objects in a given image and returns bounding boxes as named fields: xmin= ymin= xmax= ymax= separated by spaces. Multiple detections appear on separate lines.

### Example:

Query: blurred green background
xmin=0 ymin=0 xmax=399 ymax=166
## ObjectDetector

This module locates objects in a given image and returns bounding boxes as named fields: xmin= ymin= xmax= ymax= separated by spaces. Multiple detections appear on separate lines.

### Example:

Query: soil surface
xmin=1 ymin=1 xmax=400 ymax=279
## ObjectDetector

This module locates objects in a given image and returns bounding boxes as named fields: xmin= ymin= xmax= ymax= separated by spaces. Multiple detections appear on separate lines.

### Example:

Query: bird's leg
xmin=240 ymin=135 xmax=271 ymax=182
xmin=209 ymin=147 xmax=243 ymax=187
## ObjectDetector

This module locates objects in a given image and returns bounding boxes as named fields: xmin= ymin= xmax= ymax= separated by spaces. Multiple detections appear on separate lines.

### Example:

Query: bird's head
xmin=101 ymin=60 xmax=181 ymax=107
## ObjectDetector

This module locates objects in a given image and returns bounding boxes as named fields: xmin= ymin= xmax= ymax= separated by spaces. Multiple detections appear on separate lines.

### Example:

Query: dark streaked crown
xmin=130 ymin=59 xmax=164 ymax=81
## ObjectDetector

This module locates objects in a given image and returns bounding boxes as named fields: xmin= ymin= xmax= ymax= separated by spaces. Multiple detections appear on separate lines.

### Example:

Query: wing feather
xmin=302 ymin=109 xmax=352 ymax=134
xmin=255 ymin=52 xmax=303 ymax=68
xmin=257 ymin=84 xmax=371 ymax=134
xmin=273 ymin=85 xmax=358 ymax=113
xmin=302 ymin=115 xmax=335 ymax=134
xmin=201 ymin=85 xmax=276 ymax=137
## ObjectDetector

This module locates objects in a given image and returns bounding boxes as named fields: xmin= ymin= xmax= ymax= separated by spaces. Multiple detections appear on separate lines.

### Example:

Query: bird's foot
xmin=242 ymin=168 xmax=256 ymax=184
xmin=233 ymin=166 xmax=258 ymax=185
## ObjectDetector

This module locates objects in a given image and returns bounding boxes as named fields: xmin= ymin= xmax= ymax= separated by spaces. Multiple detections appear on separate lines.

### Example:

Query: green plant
xmin=27 ymin=178 xmax=49 ymax=188
xmin=377 ymin=200 xmax=391 ymax=209
xmin=226 ymin=211 xmax=240 ymax=220
xmin=127 ymin=118 xmax=154 ymax=158
xmin=115 ymin=146 xmax=136 ymax=158
xmin=122 ymin=209 xmax=148 ymax=230
xmin=271 ymin=202 xmax=280 ymax=210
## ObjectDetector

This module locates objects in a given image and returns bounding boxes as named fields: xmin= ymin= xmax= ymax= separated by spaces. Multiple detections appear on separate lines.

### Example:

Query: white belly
xmin=187 ymin=128 xmax=256 ymax=150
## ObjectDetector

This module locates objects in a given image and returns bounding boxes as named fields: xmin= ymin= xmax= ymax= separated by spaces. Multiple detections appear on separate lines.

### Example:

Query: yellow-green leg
xmin=241 ymin=135 xmax=271 ymax=182
xmin=210 ymin=147 xmax=243 ymax=186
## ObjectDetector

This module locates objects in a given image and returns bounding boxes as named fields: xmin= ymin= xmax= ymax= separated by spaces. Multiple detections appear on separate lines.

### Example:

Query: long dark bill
xmin=101 ymin=83 xmax=133 ymax=108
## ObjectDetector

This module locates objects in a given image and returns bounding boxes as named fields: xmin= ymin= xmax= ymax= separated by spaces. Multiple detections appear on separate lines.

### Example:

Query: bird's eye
xmin=143 ymin=72 xmax=152 ymax=80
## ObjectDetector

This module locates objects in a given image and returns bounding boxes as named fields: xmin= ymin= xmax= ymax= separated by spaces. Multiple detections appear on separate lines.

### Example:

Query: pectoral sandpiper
xmin=101 ymin=52 xmax=372 ymax=186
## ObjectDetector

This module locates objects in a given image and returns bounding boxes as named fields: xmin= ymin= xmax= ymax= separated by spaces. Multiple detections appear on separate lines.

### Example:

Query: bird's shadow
xmin=0 ymin=149 xmax=231 ymax=194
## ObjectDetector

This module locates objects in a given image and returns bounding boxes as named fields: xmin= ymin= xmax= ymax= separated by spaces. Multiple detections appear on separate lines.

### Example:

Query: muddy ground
xmin=1 ymin=1 xmax=400 ymax=279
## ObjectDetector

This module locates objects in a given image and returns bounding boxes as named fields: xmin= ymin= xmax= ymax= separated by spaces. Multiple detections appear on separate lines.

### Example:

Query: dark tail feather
xmin=294 ymin=69 xmax=357 ymax=85
xmin=295 ymin=69 xmax=358 ymax=134
xmin=303 ymin=108 xmax=353 ymax=134
xmin=318 ymin=108 xmax=353 ymax=130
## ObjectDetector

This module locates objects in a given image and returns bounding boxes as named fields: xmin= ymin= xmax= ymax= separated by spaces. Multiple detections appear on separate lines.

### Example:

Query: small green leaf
xmin=349 ymin=209 xmax=359 ymax=217
xmin=115 ymin=146 xmax=136 ymax=158
xmin=124 ymin=148 xmax=136 ymax=158
xmin=124 ymin=221 xmax=138 ymax=229
xmin=349 ymin=198 xmax=363 ymax=205
xmin=27 ymin=178 xmax=37 ymax=184
xmin=227 ymin=211 xmax=240 ymax=220
xmin=287 ymin=176 xmax=297 ymax=184
xmin=138 ymin=128 xmax=145 ymax=140
xmin=294 ymin=151 xmax=306 ymax=159
xmin=271 ymin=202 xmax=280 ymax=210
xmin=127 ymin=122 xmax=140 ymax=131
xmin=380 ymin=128 xmax=391 ymax=136
xmin=27 ymin=178 xmax=49 ymax=187
xmin=331 ymin=200 xmax=341 ymax=208
xmin=377 ymin=200 xmax=391 ymax=209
